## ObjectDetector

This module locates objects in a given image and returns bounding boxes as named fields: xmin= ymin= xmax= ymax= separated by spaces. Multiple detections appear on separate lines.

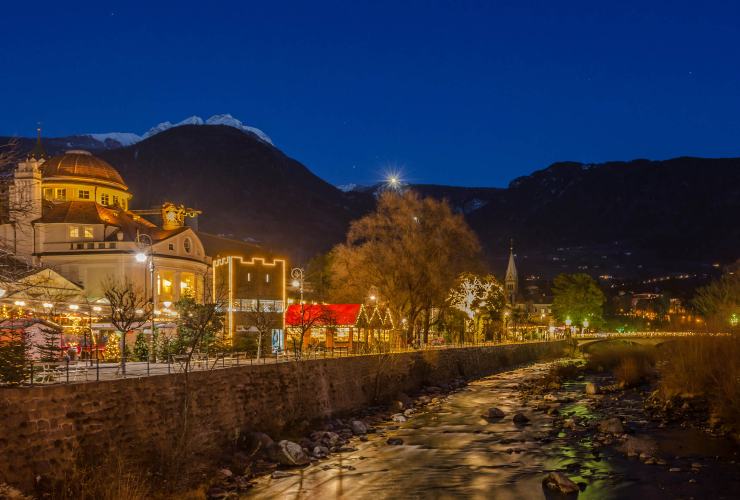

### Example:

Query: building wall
xmin=0 ymin=341 xmax=566 ymax=492
xmin=213 ymin=256 xmax=286 ymax=340
xmin=41 ymin=181 xmax=131 ymax=210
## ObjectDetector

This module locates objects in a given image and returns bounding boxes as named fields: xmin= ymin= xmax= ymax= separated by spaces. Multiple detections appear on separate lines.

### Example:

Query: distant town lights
xmin=43 ymin=303 xmax=53 ymax=309
xmin=69 ymin=304 xmax=79 ymax=310
xmin=14 ymin=300 xmax=25 ymax=307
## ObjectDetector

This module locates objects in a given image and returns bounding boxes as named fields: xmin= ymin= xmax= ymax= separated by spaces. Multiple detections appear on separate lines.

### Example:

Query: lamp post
xmin=135 ymin=233 xmax=155 ymax=366
xmin=565 ymin=317 xmax=572 ymax=339
xmin=291 ymin=267 xmax=305 ymax=304
xmin=290 ymin=268 xmax=305 ymax=355
xmin=582 ymin=319 xmax=589 ymax=336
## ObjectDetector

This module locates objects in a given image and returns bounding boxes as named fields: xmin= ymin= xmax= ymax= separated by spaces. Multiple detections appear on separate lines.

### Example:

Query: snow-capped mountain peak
xmin=204 ymin=114 xmax=273 ymax=145
xmin=86 ymin=132 xmax=142 ymax=146
xmin=86 ymin=114 xmax=273 ymax=147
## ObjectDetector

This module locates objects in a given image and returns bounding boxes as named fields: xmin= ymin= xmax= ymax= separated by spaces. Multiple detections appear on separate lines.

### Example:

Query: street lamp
xmin=135 ymin=232 xmax=155 ymax=370
xmin=291 ymin=267 xmax=305 ymax=304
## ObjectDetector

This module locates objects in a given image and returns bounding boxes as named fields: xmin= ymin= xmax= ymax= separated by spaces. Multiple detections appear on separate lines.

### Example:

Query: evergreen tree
xmin=133 ymin=332 xmax=149 ymax=361
xmin=0 ymin=327 xmax=32 ymax=385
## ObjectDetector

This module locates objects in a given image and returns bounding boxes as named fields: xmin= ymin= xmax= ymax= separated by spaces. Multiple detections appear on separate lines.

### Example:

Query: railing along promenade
xmin=9 ymin=331 xmax=730 ymax=387
xmin=4 ymin=338 xmax=559 ymax=387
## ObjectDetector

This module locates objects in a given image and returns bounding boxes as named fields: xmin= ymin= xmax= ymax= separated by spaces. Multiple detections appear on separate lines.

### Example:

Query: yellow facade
xmin=41 ymin=181 xmax=131 ymax=210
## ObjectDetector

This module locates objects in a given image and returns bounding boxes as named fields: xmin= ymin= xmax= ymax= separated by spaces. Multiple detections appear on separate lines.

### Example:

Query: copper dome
xmin=41 ymin=150 xmax=128 ymax=190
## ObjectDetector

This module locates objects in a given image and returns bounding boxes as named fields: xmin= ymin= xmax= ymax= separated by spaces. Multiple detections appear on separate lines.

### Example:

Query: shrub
xmin=658 ymin=336 xmax=740 ymax=428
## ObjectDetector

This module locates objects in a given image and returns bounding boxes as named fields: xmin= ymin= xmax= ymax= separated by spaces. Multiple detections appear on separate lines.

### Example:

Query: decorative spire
xmin=505 ymin=239 xmax=518 ymax=304
xmin=28 ymin=126 xmax=47 ymax=160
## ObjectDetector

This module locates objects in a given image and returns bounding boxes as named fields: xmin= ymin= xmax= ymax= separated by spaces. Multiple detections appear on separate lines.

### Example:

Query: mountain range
xmin=2 ymin=120 xmax=738 ymax=283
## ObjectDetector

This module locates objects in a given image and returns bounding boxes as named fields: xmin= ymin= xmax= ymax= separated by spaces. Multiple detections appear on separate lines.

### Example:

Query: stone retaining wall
xmin=0 ymin=341 xmax=565 ymax=491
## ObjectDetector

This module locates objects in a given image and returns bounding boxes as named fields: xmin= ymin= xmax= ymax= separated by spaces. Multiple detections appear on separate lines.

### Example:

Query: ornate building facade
xmin=0 ymin=141 xmax=209 ymax=307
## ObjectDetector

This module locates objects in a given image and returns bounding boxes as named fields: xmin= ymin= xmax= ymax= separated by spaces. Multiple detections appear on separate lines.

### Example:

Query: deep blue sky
xmin=2 ymin=1 xmax=739 ymax=187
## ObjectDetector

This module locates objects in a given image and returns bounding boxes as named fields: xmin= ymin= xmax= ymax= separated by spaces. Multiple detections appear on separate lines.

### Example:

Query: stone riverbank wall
xmin=0 ymin=341 xmax=565 ymax=491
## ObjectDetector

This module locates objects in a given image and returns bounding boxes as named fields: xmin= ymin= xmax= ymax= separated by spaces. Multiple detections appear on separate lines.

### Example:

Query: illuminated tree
xmin=448 ymin=273 xmax=506 ymax=342
xmin=330 ymin=191 xmax=482 ymax=344
xmin=551 ymin=273 xmax=605 ymax=328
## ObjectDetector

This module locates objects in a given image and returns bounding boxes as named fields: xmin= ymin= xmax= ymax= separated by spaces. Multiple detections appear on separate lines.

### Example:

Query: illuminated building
xmin=504 ymin=242 xmax=553 ymax=332
xmin=284 ymin=303 xmax=396 ymax=352
xmin=212 ymin=253 xmax=286 ymax=351
xmin=0 ymin=135 xmax=209 ymax=307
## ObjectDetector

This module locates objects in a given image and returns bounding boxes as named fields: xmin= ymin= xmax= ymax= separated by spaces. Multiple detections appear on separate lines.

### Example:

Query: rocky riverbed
xmin=208 ymin=360 xmax=739 ymax=499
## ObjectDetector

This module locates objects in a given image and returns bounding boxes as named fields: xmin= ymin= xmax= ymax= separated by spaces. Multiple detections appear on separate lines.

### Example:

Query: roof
xmin=197 ymin=231 xmax=269 ymax=259
xmin=34 ymin=201 xmax=187 ymax=243
xmin=41 ymin=150 xmax=127 ymax=190
xmin=285 ymin=304 xmax=362 ymax=327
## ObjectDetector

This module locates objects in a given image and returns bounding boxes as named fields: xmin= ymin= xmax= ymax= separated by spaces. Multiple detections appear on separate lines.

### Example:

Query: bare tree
xmin=102 ymin=279 xmax=153 ymax=376
xmin=243 ymin=300 xmax=278 ymax=360
xmin=287 ymin=304 xmax=336 ymax=358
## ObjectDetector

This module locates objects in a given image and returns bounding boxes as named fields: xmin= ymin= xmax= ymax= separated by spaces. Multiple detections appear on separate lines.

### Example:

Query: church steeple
xmin=505 ymin=239 xmax=518 ymax=304
xmin=28 ymin=127 xmax=47 ymax=160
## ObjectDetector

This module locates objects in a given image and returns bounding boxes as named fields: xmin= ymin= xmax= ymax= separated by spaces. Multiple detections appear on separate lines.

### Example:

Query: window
xmin=247 ymin=273 xmax=251 ymax=282
xmin=55 ymin=188 xmax=66 ymax=200
xmin=168 ymin=243 xmax=174 ymax=251
xmin=68 ymin=226 xmax=79 ymax=238
xmin=183 ymin=237 xmax=192 ymax=253
xmin=83 ymin=226 xmax=93 ymax=239
xmin=112 ymin=195 xmax=119 ymax=206
xmin=43 ymin=188 xmax=53 ymax=200
xmin=78 ymin=190 xmax=90 ymax=200
xmin=265 ymin=274 xmax=270 ymax=283
xmin=100 ymin=194 xmax=110 ymax=205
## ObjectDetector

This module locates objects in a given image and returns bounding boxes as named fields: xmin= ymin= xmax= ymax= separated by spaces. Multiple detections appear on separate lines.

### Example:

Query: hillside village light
xmin=69 ymin=304 xmax=79 ymax=310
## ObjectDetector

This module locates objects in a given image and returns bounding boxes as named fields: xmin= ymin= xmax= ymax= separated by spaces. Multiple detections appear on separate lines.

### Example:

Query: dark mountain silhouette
xmin=96 ymin=125 xmax=368 ymax=261
xmin=4 ymin=127 xmax=738 ymax=279
xmin=466 ymin=158 xmax=740 ymax=278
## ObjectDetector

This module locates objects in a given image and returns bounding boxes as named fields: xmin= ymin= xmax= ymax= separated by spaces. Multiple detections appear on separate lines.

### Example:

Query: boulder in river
xmin=513 ymin=412 xmax=530 ymax=425
xmin=386 ymin=437 xmax=404 ymax=445
xmin=485 ymin=407 xmax=505 ymax=420
xmin=392 ymin=414 xmax=407 ymax=423
xmin=597 ymin=417 xmax=624 ymax=434
xmin=620 ymin=435 xmax=657 ymax=457
xmin=542 ymin=471 xmax=580 ymax=494
xmin=350 ymin=420 xmax=368 ymax=435
xmin=267 ymin=440 xmax=310 ymax=466
xmin=312 ymin=445 xmax=329 ymax=458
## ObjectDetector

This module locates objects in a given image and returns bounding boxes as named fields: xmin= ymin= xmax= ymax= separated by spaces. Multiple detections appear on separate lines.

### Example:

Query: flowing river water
xmin=246 ymin=361 xmax=739 ymax=499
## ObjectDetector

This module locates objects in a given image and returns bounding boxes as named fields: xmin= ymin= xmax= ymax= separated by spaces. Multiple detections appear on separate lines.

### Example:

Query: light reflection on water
xmin=246 ymin=362 xmax=738 ymax=500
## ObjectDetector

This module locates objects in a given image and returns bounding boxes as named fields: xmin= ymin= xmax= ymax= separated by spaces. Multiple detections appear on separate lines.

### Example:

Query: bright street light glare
xmin=135 ymin=252 xmax=147 ymax=263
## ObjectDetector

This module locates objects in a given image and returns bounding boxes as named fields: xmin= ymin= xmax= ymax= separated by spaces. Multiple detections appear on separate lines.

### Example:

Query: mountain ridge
xmin=2 ymin=126 xmax=738 ymax=280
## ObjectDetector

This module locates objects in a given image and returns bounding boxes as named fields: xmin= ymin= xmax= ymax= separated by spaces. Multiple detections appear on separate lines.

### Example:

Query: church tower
xmin=505 ymin=241 xmax=518 ymax=305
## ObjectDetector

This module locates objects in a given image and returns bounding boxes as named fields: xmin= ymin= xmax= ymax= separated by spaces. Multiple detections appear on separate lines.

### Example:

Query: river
xmin=246 ymin=361 xmax=739 ymax=499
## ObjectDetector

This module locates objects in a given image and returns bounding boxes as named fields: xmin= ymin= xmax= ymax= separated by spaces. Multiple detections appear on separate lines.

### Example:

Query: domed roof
xmin=41 ymin=150 xmax=127 ymax=190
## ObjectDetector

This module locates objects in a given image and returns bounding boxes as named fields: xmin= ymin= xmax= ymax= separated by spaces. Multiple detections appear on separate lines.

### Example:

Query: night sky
xmin=2 ymin=1 xmax=739 ymax=187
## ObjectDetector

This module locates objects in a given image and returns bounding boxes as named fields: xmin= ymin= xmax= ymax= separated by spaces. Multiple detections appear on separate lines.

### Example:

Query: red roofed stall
xmin=285 ymin=303 xmax=397 ymax=352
